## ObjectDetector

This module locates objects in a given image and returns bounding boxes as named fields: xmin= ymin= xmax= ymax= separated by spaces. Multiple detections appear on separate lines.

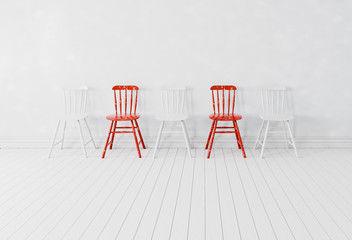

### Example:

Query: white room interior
xmin=1 ymin=0 xmax=352 ymax=147
xmin=1 ymin=0 xmax=352 ymax=239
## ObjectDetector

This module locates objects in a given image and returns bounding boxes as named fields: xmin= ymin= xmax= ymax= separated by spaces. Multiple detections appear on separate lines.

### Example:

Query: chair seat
xmin=260 ymin=114 xmax=294 ymax=121
xmin=58 ymin=114 xmax=87 ymax=121
xmin=106 ymin=114 xmax=140 ymax=121
xmin=155 ymin=113 xmax=189 ymax=121
xmin=209 ymin=113 xmax=242 ymax=121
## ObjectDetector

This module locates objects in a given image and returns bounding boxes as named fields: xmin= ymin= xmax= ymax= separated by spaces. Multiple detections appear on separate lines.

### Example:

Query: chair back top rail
xmin=261 ymin=86 xmax=287 ymax=116
xmin=210 ymin=85 xmax=237 ymax=115
xmin=112 ymin=85 xmax=139 ymax=116
xmin=63 ymin=86 xmax=88 ymax=115
xmin=161 ymin=85 xmax=186 ymax=114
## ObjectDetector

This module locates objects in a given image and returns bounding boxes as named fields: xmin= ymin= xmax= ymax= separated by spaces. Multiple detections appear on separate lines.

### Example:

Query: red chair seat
xmin=106 ymin=114 xmax=140 ymax=121
xmin=209 ymin=113 xmax=242 ymax=121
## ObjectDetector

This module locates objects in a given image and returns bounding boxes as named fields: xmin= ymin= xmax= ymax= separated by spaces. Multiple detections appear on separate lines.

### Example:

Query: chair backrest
xmin=210 ymin=85 xmax=237 ymax=115
xmin=112 ymin=85 xmax=139 ymax=116
xmin=261 ymin=86 xmax=287 ymax=116
xmin=63 ymin=86 xmax=88 ymax=115
xmin=160 ymin=85 xmax=186 ymax=115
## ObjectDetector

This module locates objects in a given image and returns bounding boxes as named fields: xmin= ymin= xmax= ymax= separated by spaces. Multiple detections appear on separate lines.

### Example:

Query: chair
xmin=253 ymin=86 xmax=298 ymax=159
xmin=102 ymin=85 xmax=146 ymax=158
xmin=48 ymin=86 xmax=97 ymax=158
xmin=153 ymin=86 xmax=192 ymax=158
xmin=205 ymin=85 xmax=246 ymax=158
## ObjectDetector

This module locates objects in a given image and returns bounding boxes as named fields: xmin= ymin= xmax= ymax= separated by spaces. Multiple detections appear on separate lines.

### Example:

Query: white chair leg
xmin=186 ymin=125 xmax=193 ymax=149
xmin=260 ymin=121 xmax=270 ymax=159
xmin=253 ymin=120 xmax=265 ymax=149
xmin=77 ymin=120 xmax=87 ymax=158
xmin=285 ymin=120 xmax=298 ymax=158
xmin=83 ymin=118 xmax=97 ymax=149
xmin=60 ymin=121 xmax=66 ymax=150
xmin=181 ymin=120 xmax=192 ymax=158
xmin=48 ymin=120 xmax=61 ymax=158
xmin=181 ymin=120 xmax=192 ymax=148
xmin=153 ymin=121 xmax=164 ymax=158
xmin=282 ymin=121 xmax=289 ymax=149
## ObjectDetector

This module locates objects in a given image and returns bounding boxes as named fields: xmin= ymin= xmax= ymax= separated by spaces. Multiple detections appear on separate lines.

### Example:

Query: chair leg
xmin=232 ymin=121 xmax=241 ymax=149
xmin=260 ymin=121 xmax=270 ymax=159
xmin=77 ymin=120 xmax=87 ymax=158
xmin=182 ymin=120 xmax=192 ymax=149
xmin=233 ymin=121 xmax=246 ymax=158
xmin=207 ymin=120 xmax=217 ymax=158
xmin=84 ymin=118 xmax=97 ymax=149
xmin=60 ymin=121 xmax=66 ymax=150
xmin=205 ymin=120 xmax=216 ymax=149
xmin=254 ymin=120 xmax=265 ymax=149
xmin=181 ymin=120 xmax=192 ymax=158
xmin=282 ymin=121 xmax=289 ymax=149
xmin=285 ymin=120 xmax=299 ymax=158
xmin=109 ymin=121 xmax=117 ymax=149
xmin=134 ymin=120 xmax=146 ymax=149
xmin=48 ymin=120 xmax=61 ymax=158
xmin=153 ymin=121 xmax=164 ymax=158
xmin=131 ymin=120 xmax=142 ymax=158
xmin=102 ymin=121 xmax=114 ymax=158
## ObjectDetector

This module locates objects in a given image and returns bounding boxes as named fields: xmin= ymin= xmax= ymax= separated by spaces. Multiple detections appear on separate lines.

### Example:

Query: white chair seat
xmin=155 ymin=113 xmax=189 ymax=121
xmin=58 ymin=114 xmax=87 ymax=121
xmin=260 ymin=114 xmax=294 ymax=121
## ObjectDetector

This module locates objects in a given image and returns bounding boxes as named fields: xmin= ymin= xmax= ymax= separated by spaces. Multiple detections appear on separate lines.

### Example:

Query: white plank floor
xmin=1 ymin=148 xmax=352 ymax=240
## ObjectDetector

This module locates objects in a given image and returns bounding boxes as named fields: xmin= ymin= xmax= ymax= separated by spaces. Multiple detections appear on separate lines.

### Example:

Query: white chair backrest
xmin=261 ymin=86 xmax=287 ymax=116
xmin=161 ymin=85 xmax=186 ymax=114
xmin=63 ymin=86 xmax=88 ymax=115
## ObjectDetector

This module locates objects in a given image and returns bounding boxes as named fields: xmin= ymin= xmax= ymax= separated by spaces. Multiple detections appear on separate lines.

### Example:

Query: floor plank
xmin=187 ymin=149 xmax=206 ymax=240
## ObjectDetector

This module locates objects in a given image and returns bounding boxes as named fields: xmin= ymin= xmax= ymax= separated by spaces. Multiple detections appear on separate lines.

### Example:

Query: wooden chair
xmin=102 ymin=85 xmax=146 ymax=158
xmin=205 ymin=85 xmax=246 ymax=158
xmin=253 ymin=86 xmax=298 ymax=159
xmin=48 ymin=86 xmax=97 ymax=158
xmin=153 ymin=85 xmax=192 ymax=158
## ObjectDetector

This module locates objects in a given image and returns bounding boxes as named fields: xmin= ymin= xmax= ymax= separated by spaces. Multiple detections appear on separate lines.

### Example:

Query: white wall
xmin=1 ymin=0 xmax=352 ymax=145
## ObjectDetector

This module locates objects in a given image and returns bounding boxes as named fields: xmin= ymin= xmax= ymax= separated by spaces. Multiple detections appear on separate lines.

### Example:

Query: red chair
xmin=102 ymin=85 xmax=146 ymax=158
xmin=205 ymin=85 xmax=246 ymax=158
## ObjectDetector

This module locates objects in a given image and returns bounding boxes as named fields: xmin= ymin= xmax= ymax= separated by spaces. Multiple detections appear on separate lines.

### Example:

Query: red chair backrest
xmin=210 ymin=85 xmax=237 ymax=115
xmin=112 ymin=85 xmax=139 ymax=116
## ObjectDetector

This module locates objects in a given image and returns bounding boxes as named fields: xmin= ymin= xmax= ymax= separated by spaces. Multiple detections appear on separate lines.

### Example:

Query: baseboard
xmin=1 ymin=136 xmax=352 ymax=149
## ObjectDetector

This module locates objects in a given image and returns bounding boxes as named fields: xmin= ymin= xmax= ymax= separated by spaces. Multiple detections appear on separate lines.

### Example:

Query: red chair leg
xmin=102 ymin=121 xmax=114 ymax=158
xmin=134 ymin=120 xmax=146 ymax=149
xmin=232 ymin=121 xmax=241 ymax=149
xmin=233 ymin=121 xmax=246 ymax=158
xmin=109 ymin=121 xmax=117 ymax=149
xmin=205 ymin=120 xmax=216 ymax=149
xmin=207 ymin=120 xmax=218 ymax=158
xmin=131 ymin=120 xmax=142 ymax=158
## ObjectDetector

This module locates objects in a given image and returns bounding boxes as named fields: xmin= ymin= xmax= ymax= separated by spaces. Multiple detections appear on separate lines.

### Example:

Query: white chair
xmin=253 ymin=86 xmax=298 ymax=159
xmin=48 ymin=86 xmax=97 ymax=158
xmin=153 ymin=86 xmax=192 ymax=158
